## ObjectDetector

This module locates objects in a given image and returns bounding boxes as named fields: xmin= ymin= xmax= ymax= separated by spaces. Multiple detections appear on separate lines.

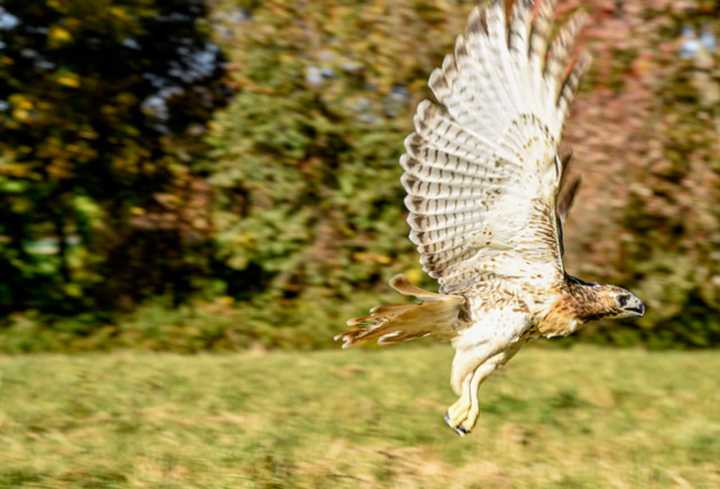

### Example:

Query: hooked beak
xmin=623 ymin=295 xmax=645 ymax=318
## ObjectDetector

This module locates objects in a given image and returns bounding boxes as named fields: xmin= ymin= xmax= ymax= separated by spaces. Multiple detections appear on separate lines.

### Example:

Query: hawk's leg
xmin=445 ymin=375 xmax=473 ymax=432
xmin=445 ymin=341 xmax=522 ymax=435
xmin=458 ymin=347 xmax=521 ymax=433
xmin=443 ymin=309 xmax=529 ymax=435
xmin=445 ymin=352 xmax=505 ymax=435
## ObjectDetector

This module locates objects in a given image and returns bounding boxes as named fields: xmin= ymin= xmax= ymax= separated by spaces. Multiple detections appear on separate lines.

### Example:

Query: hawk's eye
xmin=618 ymin=294 xmax=630 ymax=307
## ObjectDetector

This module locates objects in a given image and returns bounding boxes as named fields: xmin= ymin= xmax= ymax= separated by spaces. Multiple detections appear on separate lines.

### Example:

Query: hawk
xmin=335 ymin=0 xmax=645 ymax=436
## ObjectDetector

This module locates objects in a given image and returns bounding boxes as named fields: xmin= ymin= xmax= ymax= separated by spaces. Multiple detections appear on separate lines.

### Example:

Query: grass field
xmin=1 ymin=346 xmax=719 ymax=489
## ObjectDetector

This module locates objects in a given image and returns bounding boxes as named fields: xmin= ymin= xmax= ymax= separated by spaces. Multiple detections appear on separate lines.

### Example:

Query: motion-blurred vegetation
xmin=1 ymin=346 xmax=719 ymax=487
xmin=0 ymin=0 xmax=718 ymax=351
xmin=0 ymin=0 xmax=228 ymax=312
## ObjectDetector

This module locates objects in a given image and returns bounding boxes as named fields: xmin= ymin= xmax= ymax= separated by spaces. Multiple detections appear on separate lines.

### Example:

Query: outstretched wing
xmin=401 ymin=0 xmax=590 ymax=295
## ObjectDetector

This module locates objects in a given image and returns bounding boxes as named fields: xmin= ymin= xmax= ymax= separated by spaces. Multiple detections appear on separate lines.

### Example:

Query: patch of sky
xmin=169 ymin=42 xmax=219 ymax=83
xmin=305 ymin=65 xmax=335 ymax=87
xmin=122 ymin=38 xmax=141 ymax=50
xmin=680 ymin=26 xmax=717 ymax=59
xmin=306 ymin=66 xmax=323 ymax=86
xmin=144 ymin=73 xmax=170 ymax=89
xmin=35 ymin=59 xmax=55 ymax=71
xmin=0 ymin=7 xmax=20 ymax=31
xmin=700 ymin=29 xmax=716 ymax=51
xmin=141 ymin=86 xmax=184 ymax=123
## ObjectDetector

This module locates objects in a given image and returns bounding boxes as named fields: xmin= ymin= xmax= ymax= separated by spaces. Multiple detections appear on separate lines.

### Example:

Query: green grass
xmin=1 ymin=346 xmax=718 ymax=488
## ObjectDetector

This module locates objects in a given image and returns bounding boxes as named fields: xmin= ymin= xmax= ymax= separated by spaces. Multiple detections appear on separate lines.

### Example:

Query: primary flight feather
xmin=335 ymin=0 xmax=645 ymax=436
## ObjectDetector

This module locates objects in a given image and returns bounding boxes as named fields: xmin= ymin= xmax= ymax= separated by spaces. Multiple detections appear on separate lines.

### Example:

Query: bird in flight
xmin=335 ymin=0 xmax=645 ymax=436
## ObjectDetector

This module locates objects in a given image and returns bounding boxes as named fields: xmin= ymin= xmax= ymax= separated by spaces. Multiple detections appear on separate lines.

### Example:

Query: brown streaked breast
xmin=536 ymin=297 xmax=580 ymax=338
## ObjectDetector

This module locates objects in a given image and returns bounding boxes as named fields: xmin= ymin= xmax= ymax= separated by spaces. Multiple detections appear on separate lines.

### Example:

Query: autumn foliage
xmin=1 ymin=0 xmax=718 ymax=350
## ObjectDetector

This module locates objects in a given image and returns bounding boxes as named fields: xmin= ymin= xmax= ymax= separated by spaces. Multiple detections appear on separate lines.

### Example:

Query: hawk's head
xmin=602 ymin=286 xmax=645 ymax=319
xmin=583 ymin=285 xmax=645 ymax=321
xmin=566 ymin=276 xmax=645 ymax=322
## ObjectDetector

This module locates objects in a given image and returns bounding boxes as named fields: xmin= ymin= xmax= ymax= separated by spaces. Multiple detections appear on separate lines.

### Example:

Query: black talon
xmin=443 ymin=412 xmax=468 ymax=437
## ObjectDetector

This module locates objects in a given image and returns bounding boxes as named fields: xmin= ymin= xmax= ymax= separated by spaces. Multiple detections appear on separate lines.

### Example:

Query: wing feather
xmin=401 ymin=0 xmax=590 ymax=295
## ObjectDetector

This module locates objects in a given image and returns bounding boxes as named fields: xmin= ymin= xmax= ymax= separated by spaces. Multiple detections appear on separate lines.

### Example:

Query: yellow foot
xmin=444 ymin=411 xmax=470 ymax=436
xmin=444 ymin=402 xmax=472 ymax=436
xmin=444 ymin=397 xmax=480 ymax=436
xmin=446 ymin=396 xmax=469 ymax=422
xmin=458 ymin=407 xmax=479 ymax=434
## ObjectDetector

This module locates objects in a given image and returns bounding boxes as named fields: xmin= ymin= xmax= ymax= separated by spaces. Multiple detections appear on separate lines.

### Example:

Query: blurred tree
xmin=206 ymin=0 xmax=720 ymax=348
xmin=205 ymin=0 xmax=458 ymax=341
xmin=0 ymin=0 xmax=228 ymax=314
xmin=1 ymin=0 xmax=718 ymax=350
xmin=611 ymin=1 xmax=720 ymax=347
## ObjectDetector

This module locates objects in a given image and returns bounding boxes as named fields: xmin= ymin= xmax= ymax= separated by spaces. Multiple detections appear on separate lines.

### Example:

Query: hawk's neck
xmin=536 ymin=275 xmax=606 ymax=337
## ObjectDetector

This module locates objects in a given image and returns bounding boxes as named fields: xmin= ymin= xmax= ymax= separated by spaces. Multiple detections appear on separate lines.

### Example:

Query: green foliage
xmin=0 ymin=0 xmax=228 ymax=313
xmin=204 ymin=0 xmax=452 ymax=337
xmin=204 ymin=0 xmax=720 ymax=349
xmin=1 ymin=0 xmax=719 ymax=350
xmin=608 ymin=2 xmax=720 ymax=348
xmin=0 ymin=288 xmax=398 ymax=353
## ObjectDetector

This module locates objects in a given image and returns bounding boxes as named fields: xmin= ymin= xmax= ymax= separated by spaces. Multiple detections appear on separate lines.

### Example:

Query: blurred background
xmin=1 ymin=1 xmax=719 ymax=488
xmin=1 ymin=0 xmax=718 ymax=352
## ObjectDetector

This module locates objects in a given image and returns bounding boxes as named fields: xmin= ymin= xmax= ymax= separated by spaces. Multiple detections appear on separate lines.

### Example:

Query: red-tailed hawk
xmin=335 ymin=0 xmax=644 ymax=436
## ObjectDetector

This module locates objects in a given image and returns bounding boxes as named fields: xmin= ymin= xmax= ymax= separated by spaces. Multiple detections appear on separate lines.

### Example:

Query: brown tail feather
xmin=335 ymin=275 xmax=469 ymax=348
